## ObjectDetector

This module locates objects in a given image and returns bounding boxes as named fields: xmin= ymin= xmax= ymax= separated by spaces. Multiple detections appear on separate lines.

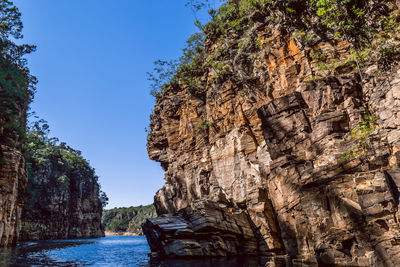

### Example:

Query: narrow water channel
xmin=0 ymin=235 xmax=291 ymax=266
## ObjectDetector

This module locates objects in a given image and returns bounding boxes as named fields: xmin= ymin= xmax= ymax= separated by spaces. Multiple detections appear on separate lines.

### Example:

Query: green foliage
xmin=181 ymin=32 xmax=205 ymax=66
xmin=309 ymin=46 xmax=372 ymax=79
xmin=148 ymin=0 xmax=399 ymax=105
xmin=350 ymin=114 xmax=375 ymax=137
xmin=313 ymin=0 xmax=367 ymax=41
xmin=372 ymin=11 xmax=400 ymax=69
xmin=102 ymin=204 xmax=156 ymax=233
xmin=23 ymin=119 xmax=106 ymax=216
xmin=195 ymin=117 xmax=215 ymax=134
xmin=0 ymin=0 xmax=36 ymax=147
xmin=100 ymin=191 xmax=109 ymax=208
xmin=147 ymin=31 xmax=207 ymax=100
xmin=340 ymin=115 xmax=375 ymax=162
xmin=147 ymin=0 xmax=271 ymax=101
xmin=286 ymin=7 xmax=296 ymax=14
xmin=146 ymin=60 xmax=178 ymax=99
xmin=204 ymin=0 xmax=257 ymax=38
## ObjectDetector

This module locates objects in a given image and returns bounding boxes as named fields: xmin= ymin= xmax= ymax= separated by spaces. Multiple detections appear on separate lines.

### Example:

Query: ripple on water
xmin=0 ymin=236 xmax=296 ymax=267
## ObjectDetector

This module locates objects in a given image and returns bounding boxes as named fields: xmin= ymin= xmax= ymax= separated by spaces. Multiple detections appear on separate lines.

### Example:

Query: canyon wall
xmin=0 ymin=63 xmax=30 ymax=246
xmin=0 ymin=145 xmax=27 ymax=246
xmin=20 ymin=179 xmax=104 ymax=241
xmin=145 ymin=1 xmax=400 ymax=265
xmin=19 ymin=136 xmax=105 ymax=241
xmin=0 ymin=1 xmax=105 ymax=245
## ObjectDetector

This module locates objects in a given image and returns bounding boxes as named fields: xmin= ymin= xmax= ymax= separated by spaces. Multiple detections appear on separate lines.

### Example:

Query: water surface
xmin=0 ymin=236 xmax=291 ymax=266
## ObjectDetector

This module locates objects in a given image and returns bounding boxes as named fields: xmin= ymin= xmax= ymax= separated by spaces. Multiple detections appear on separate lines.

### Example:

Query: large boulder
xmin=142 ymin=200 xmax=259 ymax=257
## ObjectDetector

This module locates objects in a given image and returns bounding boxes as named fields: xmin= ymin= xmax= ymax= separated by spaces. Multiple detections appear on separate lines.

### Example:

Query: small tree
xmin=100 ymin=191 xmax=109 ymax=208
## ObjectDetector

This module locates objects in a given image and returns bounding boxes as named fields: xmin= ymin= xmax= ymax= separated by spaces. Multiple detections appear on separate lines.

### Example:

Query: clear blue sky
xmin=13 ymin=0 xmax=205 ymax=209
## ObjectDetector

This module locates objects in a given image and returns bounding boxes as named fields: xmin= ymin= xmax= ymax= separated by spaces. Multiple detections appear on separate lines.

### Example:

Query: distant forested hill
xmin=102 ymin=204 xmax=156 ymax=235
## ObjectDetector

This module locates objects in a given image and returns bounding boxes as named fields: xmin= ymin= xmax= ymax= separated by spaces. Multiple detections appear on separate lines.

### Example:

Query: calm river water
xmin=0 ymin=236 xmax=291 ymax=267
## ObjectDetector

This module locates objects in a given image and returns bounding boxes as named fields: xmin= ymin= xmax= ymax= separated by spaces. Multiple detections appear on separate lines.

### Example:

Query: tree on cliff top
xmin=24 ymin=118 xmax=108 ymax=216
xmin=0 ymin=0 xmax=36 ymax=147
xmin=147 ymin=0 xmax=397 ymax=102
xmin=0 ymin=0 xmax=36 ymax=90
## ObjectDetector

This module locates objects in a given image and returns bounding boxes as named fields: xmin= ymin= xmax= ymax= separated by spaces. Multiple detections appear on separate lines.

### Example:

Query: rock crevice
xmin=145 ymin=1 xmax=400 ymax=265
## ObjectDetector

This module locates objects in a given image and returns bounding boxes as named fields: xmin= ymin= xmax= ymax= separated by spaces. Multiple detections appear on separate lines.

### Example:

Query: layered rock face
xmin=143 ymin=200 xmax=258 ymax=257
xmin=20 ymin=173 xmax=104 ymax=241
xmin=145 ymin=1 xmax=400 ymax=265
xmin=20 ymin=190 xmax=103 ymax=241
xmin=0 ymin=145 xmax=27 ymax=246
xmin=20 ymin=138 xmax=104 ymax=241
xmin=0 ymin=67 xmax=30 ymax=246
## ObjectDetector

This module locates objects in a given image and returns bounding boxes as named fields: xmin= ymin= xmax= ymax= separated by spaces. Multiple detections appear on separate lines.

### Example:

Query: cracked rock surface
xmin=145 ymin=2 xmax=400 ymax=265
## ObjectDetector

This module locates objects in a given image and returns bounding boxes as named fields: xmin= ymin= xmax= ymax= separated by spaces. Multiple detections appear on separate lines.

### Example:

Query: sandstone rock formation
xmin=143 ymin=200 xmax=258 ymax=257
xmin=145 ymin=1 xmax=400 ymax=265
xmin=0 ymin=145 xmax=27 ymax=246
xmin=20 ymin=176 xmax=104 ymax=241
xmin=19 ymin=133 xmax=105 ymax=241
xmin=20 ymin=179 xmax=104 ymax=241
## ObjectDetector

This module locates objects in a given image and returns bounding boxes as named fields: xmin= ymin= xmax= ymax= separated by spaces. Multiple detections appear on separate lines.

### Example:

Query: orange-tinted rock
xmin=146 ymin=1 xmax=400 ymax=264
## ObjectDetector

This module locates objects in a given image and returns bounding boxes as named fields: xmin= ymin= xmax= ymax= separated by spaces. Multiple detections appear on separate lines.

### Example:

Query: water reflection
xmin=0 ymin=236 xmax=298 ymax=267
xmin=146 ymin=256 xmax=293 ymax=267
xmin=1 ymin=240 xmax=92 ymax=266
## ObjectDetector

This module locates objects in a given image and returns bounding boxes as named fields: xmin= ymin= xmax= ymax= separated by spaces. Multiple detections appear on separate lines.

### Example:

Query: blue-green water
xmin=0 ymin=236 xmax=286 ymax=267
xmin=0 ymin=236 xmax=150 ymax=266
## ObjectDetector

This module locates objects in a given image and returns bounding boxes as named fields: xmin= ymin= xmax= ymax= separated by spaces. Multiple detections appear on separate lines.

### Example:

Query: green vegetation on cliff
xmin=21 ymin=119 xmax=108 ymax=240
xmin=0 ymin=0 xmax=36 ymax=149
xmin=148 ymin=0 xmax=400 ymax=102
xmin=102 ymin=204 xmax=156 ymax=235
xmin=23 ymin=119 xmax=108 ymax=217
xmin=0 ymin=1 xmax=108 ymax=241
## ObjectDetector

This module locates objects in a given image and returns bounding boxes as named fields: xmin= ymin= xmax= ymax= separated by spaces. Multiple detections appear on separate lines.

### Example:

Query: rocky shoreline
xmin=104 ymin=231 xmax=141 ymax=236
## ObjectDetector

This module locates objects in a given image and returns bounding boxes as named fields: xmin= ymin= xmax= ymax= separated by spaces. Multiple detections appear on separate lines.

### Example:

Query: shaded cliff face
xmin=147 ymin=0 xmax=400 ymax=264
xmin=0 ymin=61 xmax=32 ymax=246
xmin=0 ymin=145 xmax=27 ymax=246
xmin=19 ymin=131 xmax=104 ymax=241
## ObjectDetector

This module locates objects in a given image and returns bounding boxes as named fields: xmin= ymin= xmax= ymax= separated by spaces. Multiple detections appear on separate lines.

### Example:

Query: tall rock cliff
xmin=145 ymin=0 xmax=400 ymax=265
xmin=19 ymin=128 xmax=105 ymax=241
xmin=0 ymin=1 xmax=105 ymax=245
xmin=0 ymin=61 xmax=32 ymax=246
xmin=0 ymin=145 xmax=26 ymax=246
xmin=0 ymin=2 xmax=36 ymax=246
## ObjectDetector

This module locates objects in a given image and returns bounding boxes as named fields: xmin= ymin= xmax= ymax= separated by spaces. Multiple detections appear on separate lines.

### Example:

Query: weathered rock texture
xmin=0 ymin=145 xmax=27 ymax=246
xmin=20 ymin=142 xmax=104 ymax=241
xmin=20 ymin=183 xmax=104 ymax=241
xmin=143 ymin=200 xmax=258 ymax=257
xmin=20 ymin=179 xmax=104 ymax=241
xmin=145 ymin=1 xmax=400 ymax=265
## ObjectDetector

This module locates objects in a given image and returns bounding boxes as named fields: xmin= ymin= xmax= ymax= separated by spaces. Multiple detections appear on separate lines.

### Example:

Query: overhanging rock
xmin=142 ymin=200 xmax=259 ymax=257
